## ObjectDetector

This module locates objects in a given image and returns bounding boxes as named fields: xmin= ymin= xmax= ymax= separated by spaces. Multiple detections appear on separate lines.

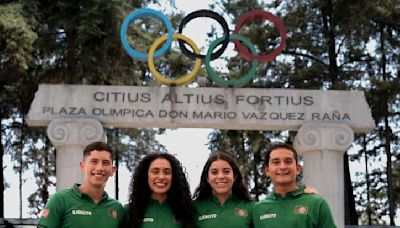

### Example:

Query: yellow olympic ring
xmin=148 ymin=34 xmax=202 ymax=86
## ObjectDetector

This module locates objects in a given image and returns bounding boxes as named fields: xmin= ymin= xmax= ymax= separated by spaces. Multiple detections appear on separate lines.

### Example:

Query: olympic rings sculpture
xmin=120 ymin=8 xmax=286 ymax=87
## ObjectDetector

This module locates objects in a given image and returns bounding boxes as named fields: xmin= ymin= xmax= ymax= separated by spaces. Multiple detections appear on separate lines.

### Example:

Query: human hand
xmin=304 ymin=187 xmax=319 ymax=194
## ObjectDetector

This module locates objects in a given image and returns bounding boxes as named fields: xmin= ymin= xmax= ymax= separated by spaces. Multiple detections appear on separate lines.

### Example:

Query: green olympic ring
xmin=205 ymin=34 xmax=259 ymax=87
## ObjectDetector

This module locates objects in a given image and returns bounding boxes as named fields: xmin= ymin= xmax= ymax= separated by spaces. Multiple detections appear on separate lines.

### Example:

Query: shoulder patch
xmin=294 ymin=206 xmax=309 ymax=214
xmin=42 ymin=209 xmax=49 ymax=218
xmin=235 ymin=208 xmax=248 ymax=217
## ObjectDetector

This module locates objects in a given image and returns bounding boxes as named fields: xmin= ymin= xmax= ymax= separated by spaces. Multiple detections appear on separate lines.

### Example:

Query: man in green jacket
xmin=38 ymin=141 xmax=125 ymax=228
xmin=253 ymin=143 xmax=336 ymax=228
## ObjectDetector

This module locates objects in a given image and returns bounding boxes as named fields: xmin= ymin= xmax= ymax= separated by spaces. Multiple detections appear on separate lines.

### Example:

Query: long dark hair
xmin=193 ymin=152 xmax=252 ymax=201
xmin=126 ymin=153 xmax=196 ymax=227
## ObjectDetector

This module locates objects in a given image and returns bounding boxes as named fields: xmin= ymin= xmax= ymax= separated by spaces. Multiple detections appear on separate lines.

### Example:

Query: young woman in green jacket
xmin=125 ymin=153 xmax=196 ymax=228
xmin=193 ymin=152 xmax=255 ymax=228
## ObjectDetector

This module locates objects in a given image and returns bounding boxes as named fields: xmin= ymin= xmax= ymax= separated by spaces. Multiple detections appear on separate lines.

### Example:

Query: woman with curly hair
xmin=193 ymin=152 xmax=254 ymax=227
xmin=125 ymin=153 xmax=196 ymax=228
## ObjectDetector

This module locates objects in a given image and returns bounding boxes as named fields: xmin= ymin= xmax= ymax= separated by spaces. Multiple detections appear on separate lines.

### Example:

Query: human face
xmin=207 ymin=159 xmax=234 ymax=198
xmin=148 ymin=158 xmax=172 ymax=201
xmin=80 ymin=150 xmax=115 ymax=189
xmin=264 ymin=148 xmax=301 ymax=187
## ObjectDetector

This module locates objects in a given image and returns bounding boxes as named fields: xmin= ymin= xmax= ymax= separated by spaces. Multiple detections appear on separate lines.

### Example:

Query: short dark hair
xmin=83 ymin=141 xmax=113 ymax=160
xmin=264 ymin=143 xmax=298 ymax=166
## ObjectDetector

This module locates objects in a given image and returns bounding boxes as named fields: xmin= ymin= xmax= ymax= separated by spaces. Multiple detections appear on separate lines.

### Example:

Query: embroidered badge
xmin=42 ymin=209 xmax=49 ymax=218
xmin=294 ymin=206 xmax=309 ymax=214
xmin=108 ymin=209 xmax=118 ymax=219
xmin=235 ymin=208 xmax=248 ymax=217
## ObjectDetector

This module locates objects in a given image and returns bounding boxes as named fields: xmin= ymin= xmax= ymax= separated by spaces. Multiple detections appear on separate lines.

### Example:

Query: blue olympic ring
xmin=120 ymin=8 xmax=174 ymax=61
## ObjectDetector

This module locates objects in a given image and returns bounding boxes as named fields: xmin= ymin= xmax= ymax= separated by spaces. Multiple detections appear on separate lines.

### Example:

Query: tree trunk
xmin=380 ymin=25 xmax=395 ymax=225
xmin=252 ymin=145 xmax=261 ymax=201
xmin=19 ymin=117 xmax=25 ymax=219
xmin=344 ymin=152 xmax=358 ymax=224
xmin=384 ymin=111 xmax=394 ymax=225
xmin=322 ymin=0 xmax=339 ymax=87
xmin=42 ymin=138 xmax=51 ymax=205
xmin=66 ymin=29 xmax=78 ymax=84
xmin=115 ymin=129 xmax=119 ymax=200
xmin=0 ymin=113 xmax=4 ymax=218
xmin=363 ymin=135 xmax=371 ymax=225
xmin=19 ymin=158 xmax=22 ymax=219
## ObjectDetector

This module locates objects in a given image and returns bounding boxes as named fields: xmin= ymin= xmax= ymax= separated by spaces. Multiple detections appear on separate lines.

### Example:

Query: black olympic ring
xmin=178 ymin=10 xmax=230 ymax=60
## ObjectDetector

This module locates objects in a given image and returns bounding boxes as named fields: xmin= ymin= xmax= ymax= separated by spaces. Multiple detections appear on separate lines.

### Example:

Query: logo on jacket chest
xmin=72 ymin=209 xmax=92 ymax=216
xmin=198 ymin=213 xmax=217 ymax=221
xmin=294 ymin=205 xmax=309 ymax=214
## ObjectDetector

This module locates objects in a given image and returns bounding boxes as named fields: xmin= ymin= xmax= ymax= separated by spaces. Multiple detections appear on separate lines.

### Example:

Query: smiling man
xmin=253 ymin=143 xmax=336 ymax=228
xmin=37 ymin=141 xmax=125 ymax=228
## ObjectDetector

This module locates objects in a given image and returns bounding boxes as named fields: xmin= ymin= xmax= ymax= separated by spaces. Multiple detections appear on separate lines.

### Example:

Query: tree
xmin=348 ymin=0 xmax=400 ymax=224
xmin=0 ymin=2 xmax=38 ymax=217
xmin=212 ymin=0 xmax=400 ymax=224
xmin=0 ymin=0 xmax=173 ymax=215
xmin=26 ymin=136 xmax=55 ymax=217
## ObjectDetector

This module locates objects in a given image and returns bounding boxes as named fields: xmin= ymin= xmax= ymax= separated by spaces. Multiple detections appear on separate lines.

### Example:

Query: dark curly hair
xmin=126 ymin=153 xmax=196 ymax=227
xmin=193 ymin=152 xmax=252 ymax=201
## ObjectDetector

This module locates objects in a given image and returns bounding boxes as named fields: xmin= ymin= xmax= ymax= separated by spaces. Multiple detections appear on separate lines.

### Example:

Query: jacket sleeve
xmin=37 ymin=194 xmax=63 ymax=228
xmin=317 ymin=198 xmax=337 ymax=228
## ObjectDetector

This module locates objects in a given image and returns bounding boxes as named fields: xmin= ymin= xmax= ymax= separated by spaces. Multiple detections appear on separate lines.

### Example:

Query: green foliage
xmin=0 ymin=3 xmax=38 ymax=115
xmin=208 ymin=0 xmax=400 ymax=225
xmin=26 ymin=137 xmax=56 ymax=217
xmin=0 ymin=3 xmax=37 ymax=73
xmin=0 ymin=0 xmax=172 ymax=216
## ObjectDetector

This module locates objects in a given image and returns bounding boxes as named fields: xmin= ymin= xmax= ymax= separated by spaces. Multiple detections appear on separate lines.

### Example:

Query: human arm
xmin=37 ymin=195 xmax=63 ymax=228
xmin=317 ymin=199 xmax=337 ymax=228
xmin=118 ymin=204 xmax=128 ymax=228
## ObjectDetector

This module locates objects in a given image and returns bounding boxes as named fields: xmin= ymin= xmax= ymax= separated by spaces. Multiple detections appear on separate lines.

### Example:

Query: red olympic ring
xmin=233 ymin=10 xmax=286 ymax=64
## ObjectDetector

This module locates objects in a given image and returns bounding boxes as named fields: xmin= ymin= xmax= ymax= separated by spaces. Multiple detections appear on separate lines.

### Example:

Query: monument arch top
xmin=27 ymin=84 xmax=375 ymax=133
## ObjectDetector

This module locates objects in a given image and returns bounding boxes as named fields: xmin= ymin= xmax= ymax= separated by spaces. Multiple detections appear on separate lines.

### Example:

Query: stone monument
xmin=26 ymin=8 xmax=376 ymax=228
